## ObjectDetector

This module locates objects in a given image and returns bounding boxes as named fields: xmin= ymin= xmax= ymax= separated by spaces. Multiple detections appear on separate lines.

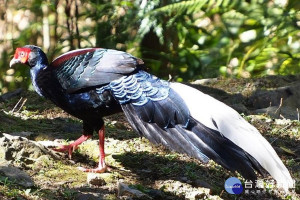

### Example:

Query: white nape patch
xmin=170 ymin=82 xmax=293 ymax=191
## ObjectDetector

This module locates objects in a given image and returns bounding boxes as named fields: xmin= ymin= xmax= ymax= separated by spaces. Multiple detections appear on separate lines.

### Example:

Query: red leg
xmin=77 ymin=126 xmax=108 ymax=173
xmin=53 ymin=134 xmax=91 ymax=159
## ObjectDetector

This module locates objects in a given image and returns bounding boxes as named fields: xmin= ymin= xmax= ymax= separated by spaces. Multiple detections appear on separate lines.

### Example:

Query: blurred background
xmin=0 ymin=0 xmax=299 ymax=94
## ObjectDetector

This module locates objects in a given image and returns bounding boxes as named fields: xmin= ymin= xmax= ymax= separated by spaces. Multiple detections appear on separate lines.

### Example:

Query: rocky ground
xmin=0 ymin=75 xmax=299 ymax=200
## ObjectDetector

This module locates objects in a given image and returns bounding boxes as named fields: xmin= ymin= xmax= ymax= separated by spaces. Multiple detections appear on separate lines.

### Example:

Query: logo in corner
xmin=224 ymin=177 xmax=243 ymax=194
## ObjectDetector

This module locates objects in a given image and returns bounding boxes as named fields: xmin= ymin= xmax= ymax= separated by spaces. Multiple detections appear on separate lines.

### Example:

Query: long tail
xmin=109 ymin=71 xmax=293 ymax=191
xmin=169 ymin=82 xmax=293 ymax=190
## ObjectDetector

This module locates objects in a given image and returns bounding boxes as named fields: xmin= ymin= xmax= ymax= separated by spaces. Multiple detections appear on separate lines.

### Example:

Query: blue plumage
xmin=10 ymin=45 xmax=293 ymax=190
xmin=107 ymin=71 xmax=169 ymax=105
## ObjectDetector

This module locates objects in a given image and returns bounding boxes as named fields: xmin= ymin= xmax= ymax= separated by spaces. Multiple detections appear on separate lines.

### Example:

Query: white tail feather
xmin=170 ymin=82 xmax=293 ymax=191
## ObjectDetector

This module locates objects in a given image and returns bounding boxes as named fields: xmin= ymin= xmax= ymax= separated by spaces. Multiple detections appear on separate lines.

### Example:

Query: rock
xmin=87 ymin=173 xmax=114 ymax=186
xmin=192 ymin=76 xmax=300 ymax=120
xmin=247 ymin=82 xmax=300 ymax=120
xmin=118 ymin=182 xmax=152 ymax=200
xmin=0 ymin=133 xmax=61 ymax=167
xmin=155 ymin=180 xmax=210 ymax=200
xmin=0 ymin=160 xmax=34 ymax=187
xmin=254 ymin=106 xmax=299 ymax=120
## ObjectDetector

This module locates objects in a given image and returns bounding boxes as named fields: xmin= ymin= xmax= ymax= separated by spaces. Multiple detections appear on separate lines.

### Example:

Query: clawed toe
xmin=53 ymin=144 xmax=76 ymax=159
xmin=77 ymin=165 xmax=108 ymax=173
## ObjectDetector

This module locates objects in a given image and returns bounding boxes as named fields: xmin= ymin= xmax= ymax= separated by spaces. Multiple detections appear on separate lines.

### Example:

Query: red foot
xmin=54 ymin=126 xmax=108 ymax=174
xmin=77 ymin=153 xmax=109 ymax=173
xmin=53 ymin=134 xmax=91 ymax=159
xmin=53 ymin=144 xmax=76 ymax=159
xmin=77 ymin=126 xmax=108 ymax=173
xmin=77 ymin=165 xmax=108 ymax=173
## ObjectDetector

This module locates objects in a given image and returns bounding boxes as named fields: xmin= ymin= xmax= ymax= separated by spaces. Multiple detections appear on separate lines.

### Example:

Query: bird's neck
xmin=30 ymin=61 xmax=48 ymax=96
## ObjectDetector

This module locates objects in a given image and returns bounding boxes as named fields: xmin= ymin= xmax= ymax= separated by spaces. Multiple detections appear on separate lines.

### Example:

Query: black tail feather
xmin=187 ymin=118 xmax=258 ymax=181
xmin=121 ymin=104 xmax=268 ymax=181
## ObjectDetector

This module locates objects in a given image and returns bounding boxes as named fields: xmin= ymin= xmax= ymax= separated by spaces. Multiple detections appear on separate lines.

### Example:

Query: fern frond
xmin=149 ymin=0 xmax=209 ymax=16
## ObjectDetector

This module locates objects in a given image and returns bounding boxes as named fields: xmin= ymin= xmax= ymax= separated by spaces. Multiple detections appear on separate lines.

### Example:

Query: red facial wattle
xmin=14 ymin=47 xmax=31 ymax=64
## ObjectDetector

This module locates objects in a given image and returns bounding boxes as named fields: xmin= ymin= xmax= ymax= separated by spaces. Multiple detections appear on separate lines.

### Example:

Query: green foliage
xmin=135 ymin=0 xmax=300 ymax=81
xmin=0 ymin=0 xmax=299 ymax=93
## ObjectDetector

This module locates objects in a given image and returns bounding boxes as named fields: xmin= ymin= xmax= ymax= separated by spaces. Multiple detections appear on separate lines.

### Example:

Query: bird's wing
xmin=50 ymin=48 xmax=143 ymax=93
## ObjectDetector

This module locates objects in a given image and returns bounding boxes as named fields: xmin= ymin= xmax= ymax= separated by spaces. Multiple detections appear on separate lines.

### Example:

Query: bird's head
xmin=10 ymin=45 xmax=48 ymax=68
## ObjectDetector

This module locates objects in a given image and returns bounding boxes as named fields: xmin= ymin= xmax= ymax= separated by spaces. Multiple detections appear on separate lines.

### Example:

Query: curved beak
xmin=10 ymin=58 xmax=20 ymax=68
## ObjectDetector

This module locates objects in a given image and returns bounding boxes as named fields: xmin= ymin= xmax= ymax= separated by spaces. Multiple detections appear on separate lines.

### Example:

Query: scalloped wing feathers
xmin=51 ymin=48 xmax=142 ymax=93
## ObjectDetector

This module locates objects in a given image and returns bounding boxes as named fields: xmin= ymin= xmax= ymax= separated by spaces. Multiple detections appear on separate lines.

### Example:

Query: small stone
xmin=118 ymin=182 xmax=152 ymax=200
xmin=87 ymin=173 xmax=114 ymax=186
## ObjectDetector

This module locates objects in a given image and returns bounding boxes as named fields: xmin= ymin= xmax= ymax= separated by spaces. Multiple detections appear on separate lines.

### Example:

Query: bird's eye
xmin=19 ymin=52 xmax=25 ymax=57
